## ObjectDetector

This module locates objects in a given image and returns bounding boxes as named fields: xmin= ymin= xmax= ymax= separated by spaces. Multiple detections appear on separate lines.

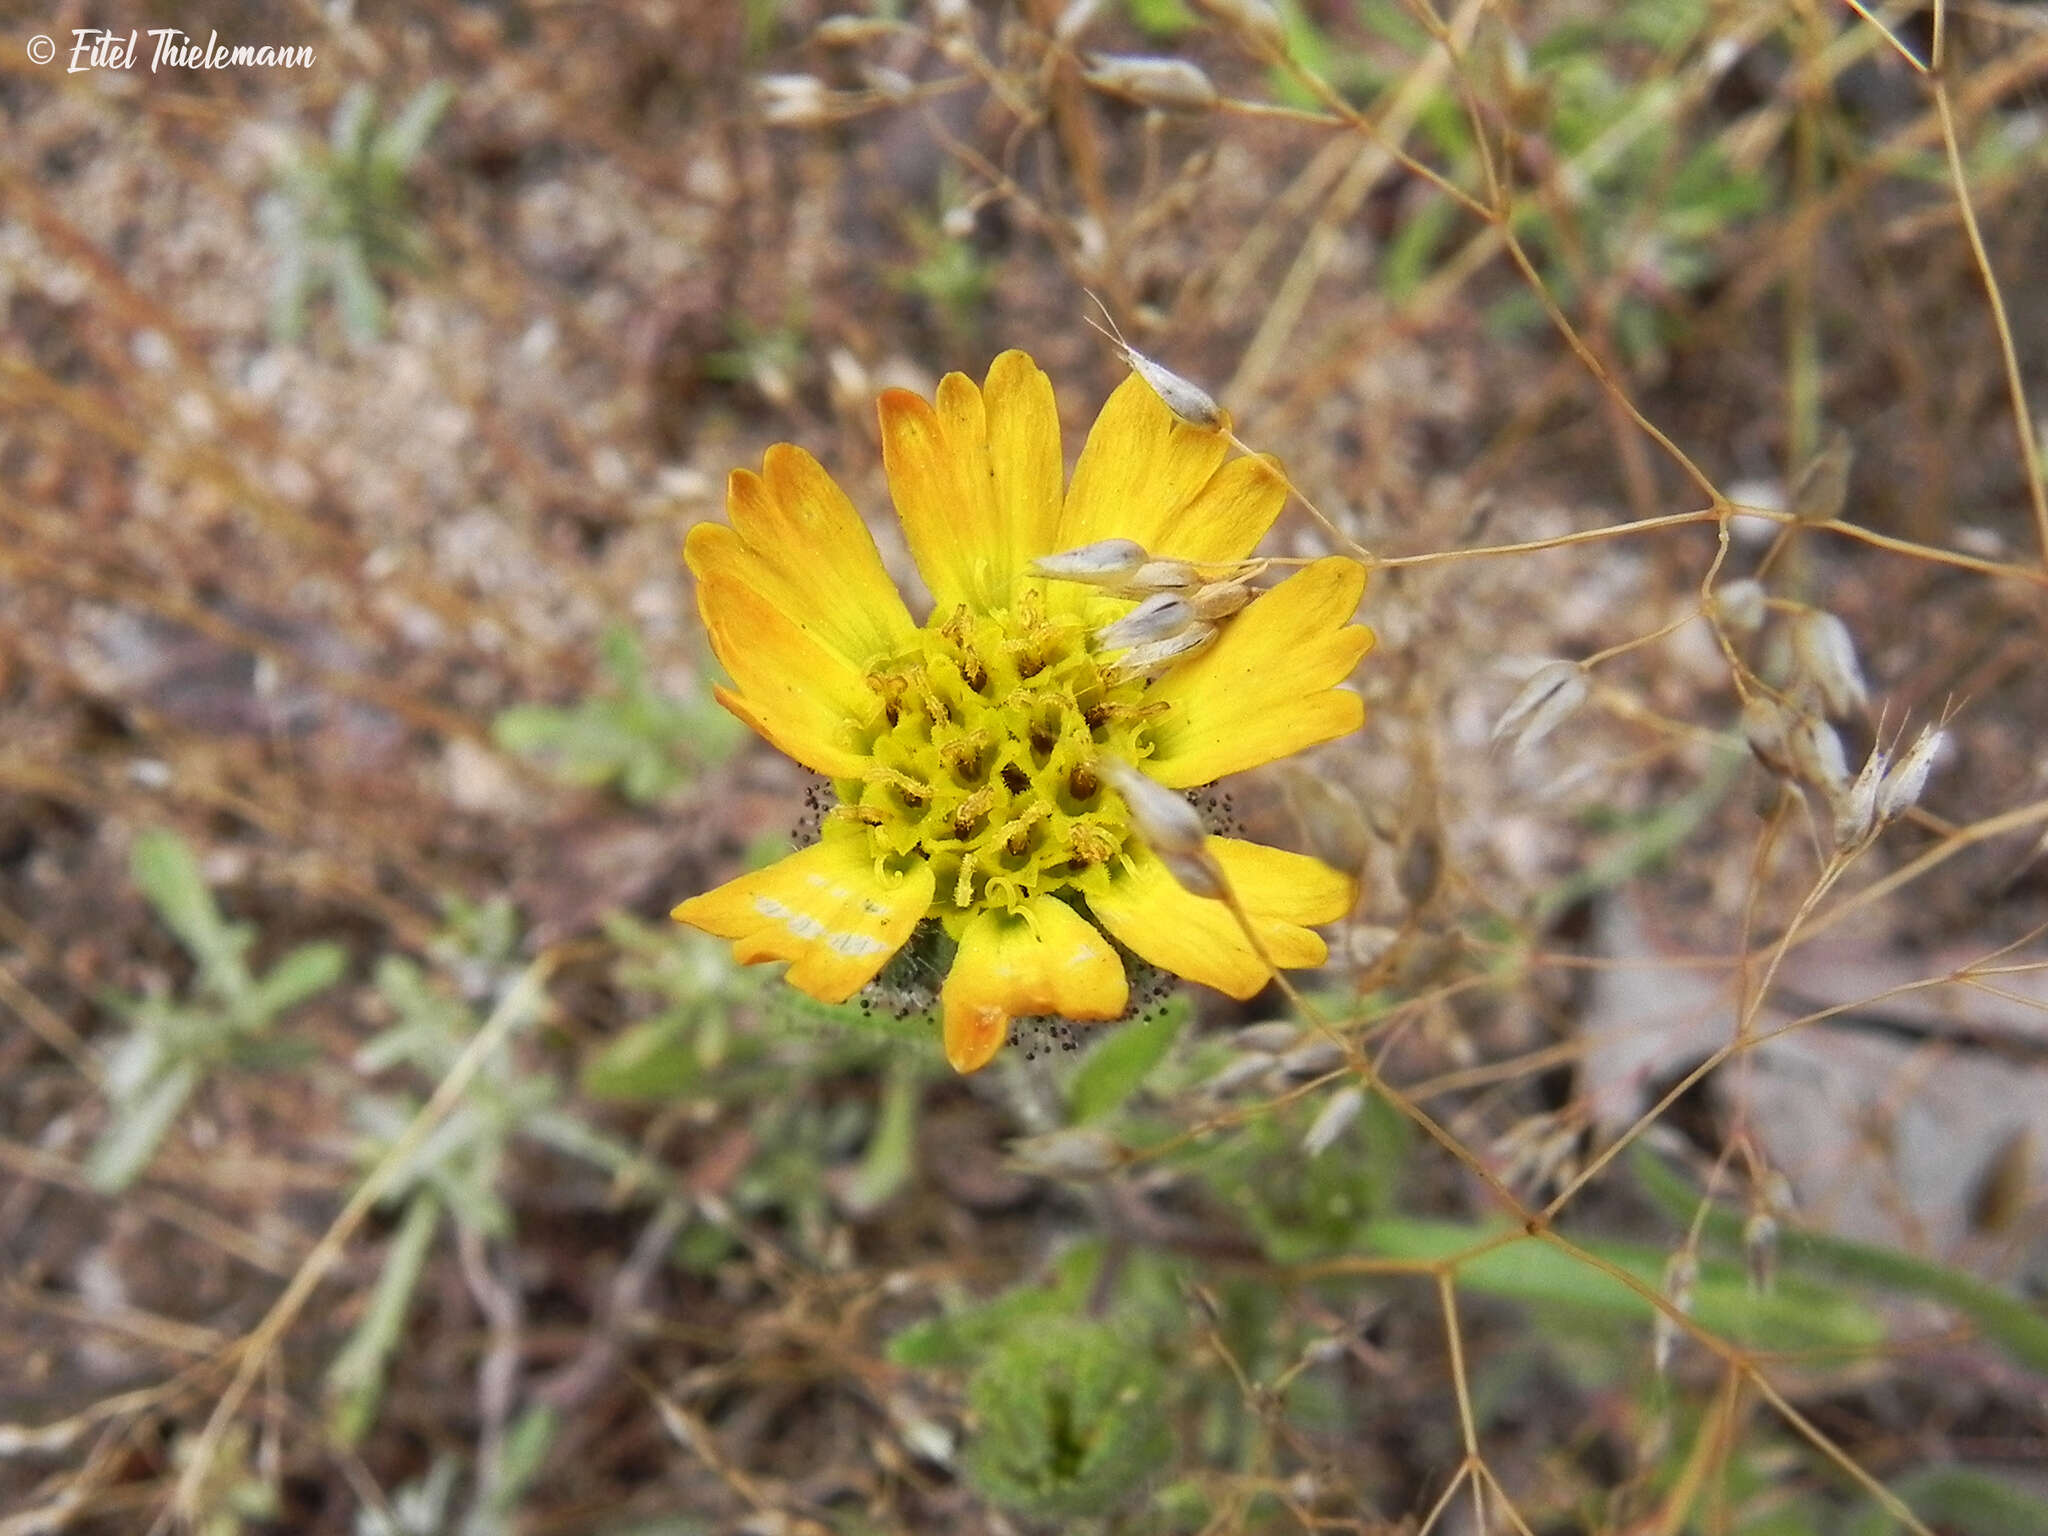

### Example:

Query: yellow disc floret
xmin=848 ymin=588 xmax=1160 ymax=927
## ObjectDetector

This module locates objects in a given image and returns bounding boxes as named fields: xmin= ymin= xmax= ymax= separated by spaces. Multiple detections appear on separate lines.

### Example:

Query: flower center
xmin=843 ymin=589 xmax=1163 ymax=925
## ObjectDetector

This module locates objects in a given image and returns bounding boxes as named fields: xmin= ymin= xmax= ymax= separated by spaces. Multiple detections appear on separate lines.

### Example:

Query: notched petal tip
xmin=944 ymin=1001 xmax=1009 ymax=1074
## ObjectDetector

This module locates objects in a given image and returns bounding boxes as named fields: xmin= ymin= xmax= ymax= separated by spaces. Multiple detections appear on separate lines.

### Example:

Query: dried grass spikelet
xmin=1055 ymin=0 xmax=1104 ymax=42
xmin=1232 ymin=1021 xmax=1303 ymax=1054
xmin=1084 ymin=301 xmax=1228 ymax=429
xmin=813 ymin=14 xmax=899 ymax=45
xmin=757 ymin=74 xmax=833 ymax=126
xmin=1789 ymin=430 xmax=1853 ymax=525
xmin=1710 ymin=577 xmax=1767 ymax=638
xmin=1877 ymin=724 xmax=1944 ymax=822
xmin=1032 ymin=537 xmax=1149 ymax=585
xmin=1833 ymin=721 xmax=1948 ymax=847
xmin=1653 ymin=1250 xmax=1699 ymax=1377
xmin=1102 ymin=624 xmax=1217 ymax=682
xmin=1095 ymin=592 xmax=1197 ymax=651
xmin=1492 ymin=660 xmax=1589 ymax=757
xmin=1740 ymin=693 xmax=1798 ymax=779
xmin=1788 ymin=713 xmax=1849 ymax=794
xmin=1789 ymin=608 xmax=1869 ymax=717
xmin=1833 ymin=737 xmax=1887 ymax=848
xmin=1190 ymin=0 xmax=1287 ymax=54
xmin=1008 ymin=1126 xmax=1125 ymax=1179
xmin=1081 ymin=53 xmax=1221 ymax=113
xmin=1302 ymin=1085 xmax=1366 ymax=1157
xmin=1097 ymin=757 xmax=1225 ymax=898
xmin=1742 ymin=1210 xmax=1779 ymax=1293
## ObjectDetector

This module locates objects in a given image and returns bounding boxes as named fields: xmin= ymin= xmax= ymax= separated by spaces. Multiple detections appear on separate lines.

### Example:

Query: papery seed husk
xmin=1056 ymin=0 xmax=1104 ymax=41
xmin=1188 ymin=579 xmax=1256 ymax=621
xmin=1082 ymin=54 xmax=1222 ymax=113
xmin=758 ymin=75 xmax=832 ymax=125
xmin=1160 ymin=846 xmax=1228 ymax=898
xmin=1191 ymin=0 xmax=1288 ymax=52
xmin=1097 ymin=592 xmax=1196 ymax=650
xmin=1302 ymin=1085 xmax=1366 ymax=1157
xmin=1276 ymin=1037 xmax=1346 ymax=1078
xmin=1790 ymin=609 xmax=1868 ymax=717
xmin=1741 ymin=694 xmax=1796 ymax=777
xmin=1712 ymin=578 xmax=1767 ymax=637
xmin=1033 ymin=537 xmax=1149 ymax=584
xmin=1493 ymin=660 xmax=1588 ymax=755
xmin=1123 ymin=558 xmax=1202 ymax=592
xmin=861 ymin=64 xmax=915 ymax=100
xmin=1790 ymin=714 xmax=1850 ymax=792
xmin=815 ymin=15 xmax=897 ymax=44
xmin=1099 ymin=758 xmax=1207 ymax=857
xmin=1878 ymin=726 xmax=1944 ymax=823
xmin=1231 ymin=1021 xmax=1303 ymax=1054
xmin=1743 ymin=1211 xmax=1779 ymax=1293
xmin=1833 ymin=744 xmax=1885 ymax=848
xmin=1124 ymin=347 xmax=1227 ymax=426
xmin=1104 ymin=622 xmax=1216 ymax=680
xmin=1789 ymin=431 xmax=1853 ymax=525
xmin=1205 ymin=1054 xmax=1279 ymax=1095
xmin=1009 ymin=1126 xmax=1124 ymax=1178
xmin=1396 ymin=830 xmax=1441 ymax=909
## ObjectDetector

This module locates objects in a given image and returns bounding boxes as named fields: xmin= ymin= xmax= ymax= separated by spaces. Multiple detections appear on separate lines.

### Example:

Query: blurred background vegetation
xmin=4 ymin=0 xmax=2048 ymax=1532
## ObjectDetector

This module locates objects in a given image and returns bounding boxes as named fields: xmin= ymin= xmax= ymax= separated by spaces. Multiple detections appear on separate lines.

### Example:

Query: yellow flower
xmin=673 ymin=351 xmax=1373 ymax=1073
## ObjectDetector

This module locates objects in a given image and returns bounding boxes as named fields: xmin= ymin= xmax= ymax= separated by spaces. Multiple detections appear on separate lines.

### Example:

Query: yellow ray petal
xmin=1210 ymin=837 xmax=1358 ymax=927
xmin=1085 ymin=838 xmax=1350 ymax=999
xmin=983 ymin=350 xmax=1065 ymax=569
xmin=879 ymin=382 xmax=991 ymax=614
xmin=1143 ymin=556 xmax=1373 ymax=788
xmin=693 ymin=564 xmax=872 ymax=778
xmin=1055 ymin=371 xmax=1231 ymax=555
xmin=1151 ymin=452 xmax=1290 ymax=565
xmin=939 ymin=897 xmax=1129 ymax=1073
xmin=674 ymin=835 xmax=935 ymax=1004
xmin=715 ymin=448 xmax=915 ymax=667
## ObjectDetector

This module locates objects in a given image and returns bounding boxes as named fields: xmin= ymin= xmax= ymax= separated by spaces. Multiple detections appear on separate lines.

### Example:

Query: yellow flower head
xmin=673 ymin=351 xmax=1374 ymax=1074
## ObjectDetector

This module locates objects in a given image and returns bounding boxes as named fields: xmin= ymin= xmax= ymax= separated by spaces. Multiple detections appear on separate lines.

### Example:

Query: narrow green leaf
xmin=581 ymin=1014 xmax=702 ymax=1101
xmin=243 ymin=941 xmax=347 ymax=1024
xmin=373 ymin=82 xmax=453 ymax=170
xmin=1068 ymin=999 xmax=1187 ymax=1123
xmin=86 ymin=1059 xmax=201 ymax=1193
xmin=325 ymin=1192 xmax=441 ymax=1445
xmin=845 ymin=1065 xmax=921 ymax=1215
xmin=1362 ymin=1218 xmax=1887 ymax=1354
xmin=131 ymin=829 xmax=243 ymax=981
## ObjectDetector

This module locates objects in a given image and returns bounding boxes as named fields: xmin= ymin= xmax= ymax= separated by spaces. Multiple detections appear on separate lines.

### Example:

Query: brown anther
xmin=1067 ymin=821 xmax=1118 ymax=864
xmin=908 ymin=666 xmax=950 ymax=724
xmin=1070 ymin=762 xmax=1100 ymax=800
xmin=938 ymin=604 xmax=974 ymax=649
xmin=866 ymin=670 xmax=908 ymax=727
xmin=866 ymin=764 xmax=931 ymax=805
xmin=951 ymin=785 xmax=997 ymax=836
xmin=938 ymin=730 xmax=989 ymax=777
xmin=1086 ymin=699 xmax=1171 ymax=730
xmin=962 ymin=656 xmax=988 ymax=691
xmin=1001 ymin=763 xmax=1030 ymax=793
xmin=999 ymin=800 xmax=1053 ymax=854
